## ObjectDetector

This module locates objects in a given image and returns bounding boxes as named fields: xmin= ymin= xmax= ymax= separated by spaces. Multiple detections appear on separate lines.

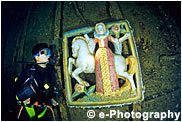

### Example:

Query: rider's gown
xmin=95 ymin=37 xmax=119 ymax=95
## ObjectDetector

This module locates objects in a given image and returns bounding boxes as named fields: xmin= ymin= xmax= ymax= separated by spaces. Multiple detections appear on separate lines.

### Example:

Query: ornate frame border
xmin=63 ymin=20 xmax=144 ymax=108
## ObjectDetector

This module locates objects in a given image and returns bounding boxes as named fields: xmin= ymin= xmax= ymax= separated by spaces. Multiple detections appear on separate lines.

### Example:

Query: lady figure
xmin=93 ymin=23 xmax=119 ymax=96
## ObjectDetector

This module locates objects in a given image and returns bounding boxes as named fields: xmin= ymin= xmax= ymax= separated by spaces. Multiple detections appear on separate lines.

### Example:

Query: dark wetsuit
xmin=15 ymin=64 xmax=58 ymax=120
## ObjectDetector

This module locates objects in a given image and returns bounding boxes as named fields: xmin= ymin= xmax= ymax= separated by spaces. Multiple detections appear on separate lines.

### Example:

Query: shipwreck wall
xmin=2 ymin=1 xmax=181 ymax=121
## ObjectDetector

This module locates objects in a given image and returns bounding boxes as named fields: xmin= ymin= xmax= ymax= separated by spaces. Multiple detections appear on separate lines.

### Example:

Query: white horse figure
xmin=68 ymin=36 xmax=95 ymax=87
xmin=68 ymin=35 xmax=136 ymax=91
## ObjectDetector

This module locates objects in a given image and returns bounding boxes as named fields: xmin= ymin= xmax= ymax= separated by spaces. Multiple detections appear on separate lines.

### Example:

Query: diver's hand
xmin=23 ymin=98 xmax=31 ymax=104
xmin=51 ymin=98 xmax=59 ymax=106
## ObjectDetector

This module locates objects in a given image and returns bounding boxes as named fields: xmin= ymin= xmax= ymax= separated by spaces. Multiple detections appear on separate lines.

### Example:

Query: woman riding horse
xmin=68 ymin=23 xmax=137 ymax=97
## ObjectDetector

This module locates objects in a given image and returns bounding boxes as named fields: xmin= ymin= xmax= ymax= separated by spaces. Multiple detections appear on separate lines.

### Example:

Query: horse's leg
xmin=72 ymin=67 xmax=85 ymax=85
xmin=68 ymin=58 xmax=75 ymax=75
xmin=118 ymin=72 xmax=136 ymax=91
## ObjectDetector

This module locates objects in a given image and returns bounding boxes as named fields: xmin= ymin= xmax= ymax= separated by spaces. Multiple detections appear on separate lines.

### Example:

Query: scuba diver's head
xmin=32 ymin=43 xmax=52 ymax=65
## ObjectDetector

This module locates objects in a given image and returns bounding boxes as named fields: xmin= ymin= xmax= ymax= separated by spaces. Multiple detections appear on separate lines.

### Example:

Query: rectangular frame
xmin=63 ymin=20 xmax=144 ymax=108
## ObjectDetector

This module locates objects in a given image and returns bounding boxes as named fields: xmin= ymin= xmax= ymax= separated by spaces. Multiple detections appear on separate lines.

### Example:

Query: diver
xmin=15 ymin=43 xmax=59 ymax=121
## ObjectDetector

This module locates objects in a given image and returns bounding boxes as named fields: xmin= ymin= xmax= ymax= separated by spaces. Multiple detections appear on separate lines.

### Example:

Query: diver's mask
xmin=33 ymin=48 xmax=52 ymax=58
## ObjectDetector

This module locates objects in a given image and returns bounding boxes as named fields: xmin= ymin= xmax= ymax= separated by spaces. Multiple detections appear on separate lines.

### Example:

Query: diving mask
xmin=34 ymin=48 xmax=52 ymax=58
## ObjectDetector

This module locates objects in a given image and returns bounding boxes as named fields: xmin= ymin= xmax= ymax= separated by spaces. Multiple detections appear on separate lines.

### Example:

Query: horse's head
xmin=72 ymin=38 xmax=80 ymax=58
xmin=72 ymin=36 xmax=88 ymax=58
